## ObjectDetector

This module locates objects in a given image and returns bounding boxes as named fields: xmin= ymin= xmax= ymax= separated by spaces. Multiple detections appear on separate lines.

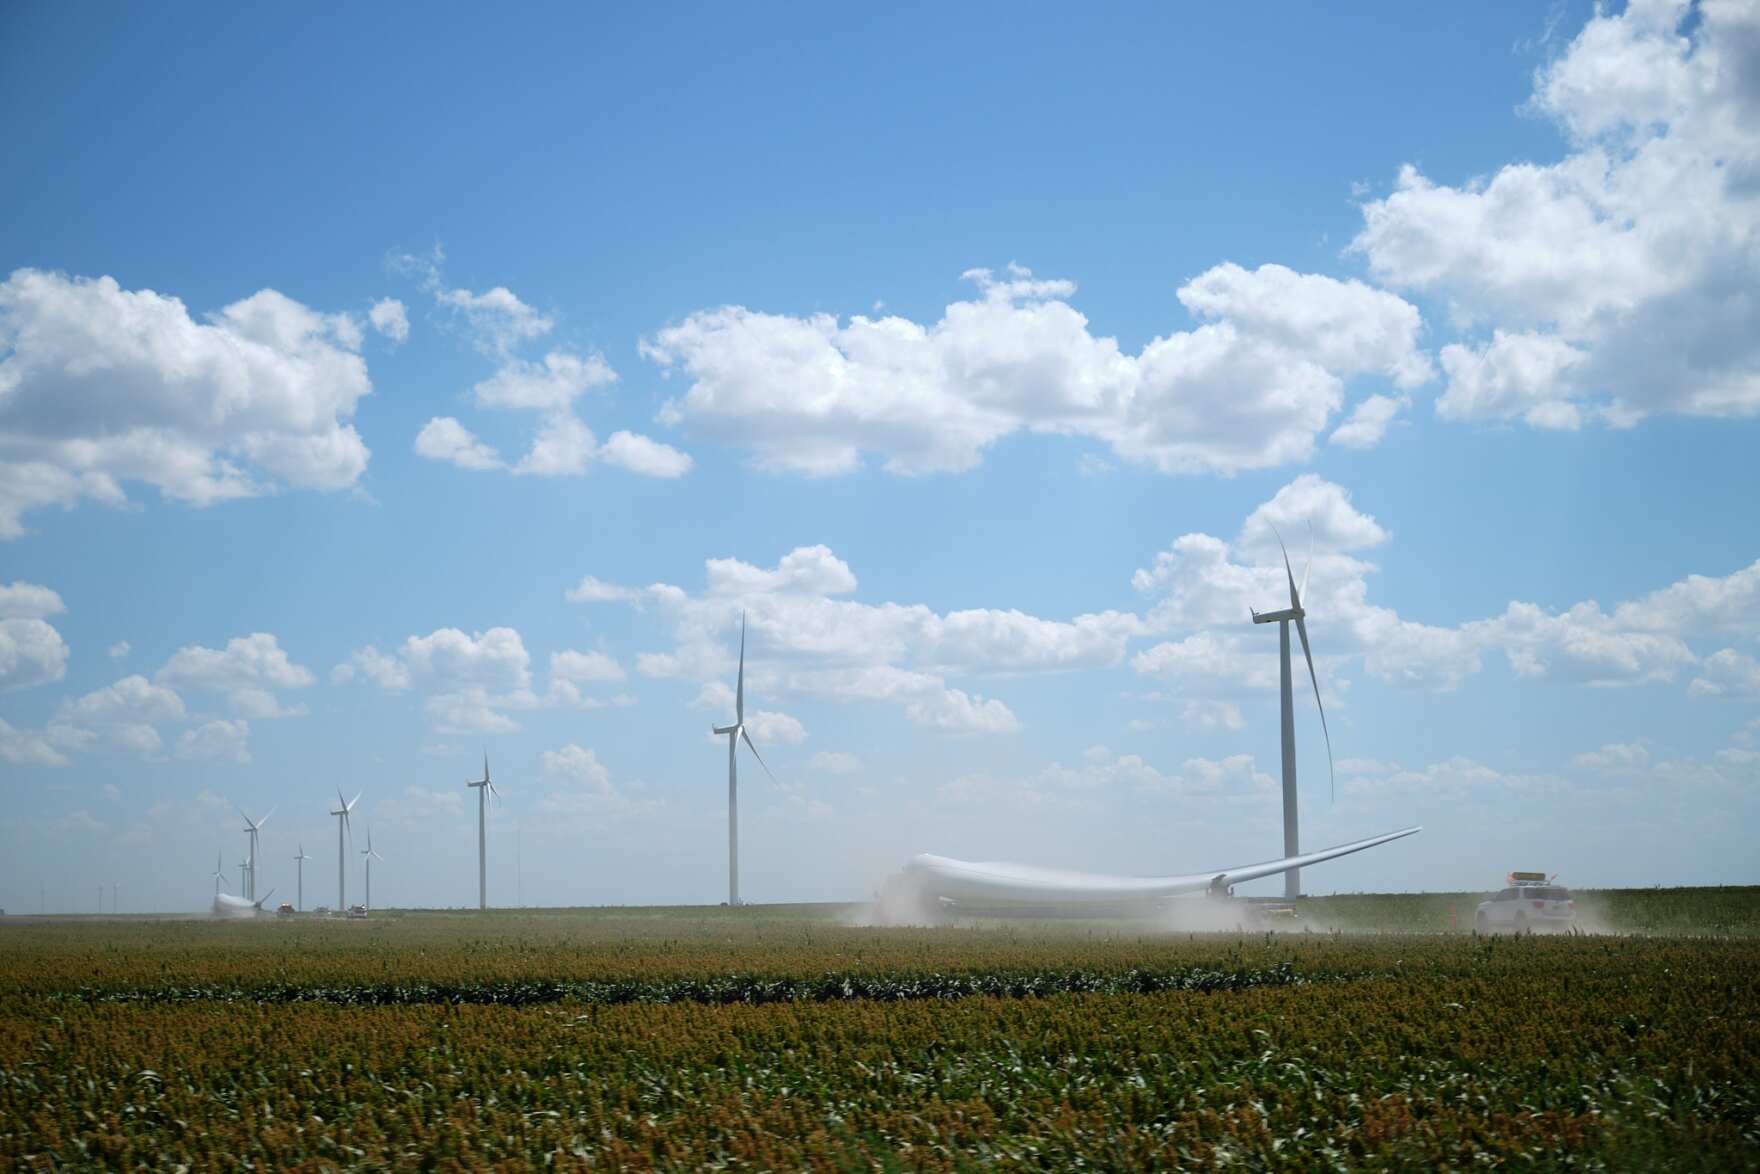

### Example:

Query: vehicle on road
xmin=1476 ymin=872 xmax=1574 ymax=933
xmin=346 ymin=904 xmax=368 ymax=919
xmin=276 ymin=903 xmax=295 ymax=918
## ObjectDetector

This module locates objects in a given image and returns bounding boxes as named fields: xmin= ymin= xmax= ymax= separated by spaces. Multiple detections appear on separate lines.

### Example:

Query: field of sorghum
xmin=0 ymin=893 xmax=1755 ymax=1169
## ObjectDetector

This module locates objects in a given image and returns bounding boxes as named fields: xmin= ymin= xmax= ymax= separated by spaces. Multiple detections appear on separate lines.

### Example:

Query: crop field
xmin=1 ymin=890 xmax=1757 ymax=1169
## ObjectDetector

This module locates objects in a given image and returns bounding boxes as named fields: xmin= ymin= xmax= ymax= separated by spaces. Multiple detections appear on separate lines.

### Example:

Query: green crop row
xmin=3 ymin=943 xmax=1755 ymax=1169
xmin=47 ymin=961 xmax=1308 ymax=1007
xmin=2 ymin=911 xmax=1757 ymax=1170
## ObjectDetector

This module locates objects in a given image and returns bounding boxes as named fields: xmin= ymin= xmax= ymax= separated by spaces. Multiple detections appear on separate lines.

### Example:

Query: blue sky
xmin=3 ymin=1 xmax=1758 ymax=913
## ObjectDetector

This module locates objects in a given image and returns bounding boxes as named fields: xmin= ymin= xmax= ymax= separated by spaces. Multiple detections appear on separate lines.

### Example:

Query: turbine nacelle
xmin=467 ymin=752 xmax=500 ymax=803
xmin=714 ymin=613 xmax=775 ymax=783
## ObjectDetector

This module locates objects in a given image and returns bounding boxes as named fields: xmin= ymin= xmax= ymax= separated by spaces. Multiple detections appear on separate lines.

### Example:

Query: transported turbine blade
xmin=1294 ymin=615 xmax=1335 ymax=802
xmin=740 ymin=727 xmax=775 ymax=782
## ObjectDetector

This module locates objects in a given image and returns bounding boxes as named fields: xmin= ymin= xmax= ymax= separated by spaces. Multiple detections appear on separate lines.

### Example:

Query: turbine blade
xmin=1301 ymin=521 xmax=1314 ymax=603
xmin=1294 ymin=615 xmax=1335 ymax=802
xmin=740 ymin=727 xmax=776 ymax=783
xmin=259 ymin=806 xmax=274 ymax=829
xmin=1273 ymin=525 xmax=1301 ymax=610
xmin=735 ymin=611 xmax=746 ymax=724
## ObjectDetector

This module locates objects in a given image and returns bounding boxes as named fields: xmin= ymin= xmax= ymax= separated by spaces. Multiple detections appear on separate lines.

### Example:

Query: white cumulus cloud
xmin=0 ymin=581 xmax=65 ymax=619
xmin=369 ymin=298 xmax=409 ymax=343
xmin=1353 ymin=0 xmax=1760 ymax=427
xmin=598 ymin=430 xmax=693 ymax=478
xmin=0 ymin=617 xmax=69 ymax=691
xmin=644 ymin=262 xmax=1430 ymax=478
xmin=157 ymin=632 xmax=314 ymax=718
xmin=414 ymin=417 xmax=503 ymax=471
xmin=0 ymin=269 xmax=372 ymax=538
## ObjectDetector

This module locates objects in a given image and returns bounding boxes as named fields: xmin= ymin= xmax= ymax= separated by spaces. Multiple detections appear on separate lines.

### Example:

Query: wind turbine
xmin=1250 ymin=528 xmax=1334 ymax=900
xmin=211 ymin=851 xmax=229 ymax=898
xmin=331 ymin=788 xmax=360 ymax=910
xmin=293 ymin=843 xmax=311 ymax=911
xmin=466 ymin=754 xmax=499 ymax=910
xmin=360 ymin=827 xmax=383 ymax=911
xmin=711 ymin=612 xmax=774 ymax=906
xmin=236 ymin=805 xmax=273 ymax=902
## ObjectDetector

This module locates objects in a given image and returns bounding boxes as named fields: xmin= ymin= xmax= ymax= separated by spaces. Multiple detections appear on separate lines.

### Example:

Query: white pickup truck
xmin=1476 ymin=872 xmax=1575 ymax=933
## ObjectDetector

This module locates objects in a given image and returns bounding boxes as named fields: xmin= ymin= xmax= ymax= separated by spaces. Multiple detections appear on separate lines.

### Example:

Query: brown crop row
xmin=0 ymin=913 xmax=1755 ymax=1169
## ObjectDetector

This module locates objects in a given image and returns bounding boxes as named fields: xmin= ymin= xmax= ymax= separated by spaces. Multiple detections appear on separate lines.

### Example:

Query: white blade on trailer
xmin=905 ymin=825 xmax=1421 ymax=906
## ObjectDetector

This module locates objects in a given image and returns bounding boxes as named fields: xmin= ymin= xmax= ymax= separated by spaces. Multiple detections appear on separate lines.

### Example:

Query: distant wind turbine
xmin=236 ymin=805 xmax=273 ymax=901
xmin=711 ymin=612 xmax=774 ymax=906
xmin=331 ymin=788 xmax=361 ymax=910
xmin=1250 ymin=527 xmax=1335 ymax=899
xmin=212 ymin=850 xmax=229 ymax=898
xmin=466 ymin=753 xmax=499 ymax=910
xmin=361 ymin=826 xmax=383 ymax=911
xmin=293 ymin=843 xmax=311 ymax=911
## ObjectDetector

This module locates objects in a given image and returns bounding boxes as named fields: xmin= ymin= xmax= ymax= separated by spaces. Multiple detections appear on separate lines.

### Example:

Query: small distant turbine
xmin=331 ymin=788 xmax=361 ymax=910
xmin=236 ymin=805 xmax=274 ymax=902
xmin=711 ymin=612 xmax=775 ymax=907
xmin=211 ymin=850 xmax=229 ymax=898
xmin=360 ymin=826 xmax=383 ymax=911
xmin=1250 ymin=526 xmax=1335 ymax=900
xmin=293 ymin=843 xmax=311 ymax=911
xmin=466 ymin=753 xmax=500 ymax=911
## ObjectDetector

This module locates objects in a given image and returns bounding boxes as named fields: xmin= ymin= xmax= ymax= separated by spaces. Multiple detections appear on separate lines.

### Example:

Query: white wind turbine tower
xmin=236 ymin=805 xmax=273 ymax=902
xmin=360 ymin=827 xmax=383 ymax=911
xmin=211 ymin=851 xmax=229 ymax=899
xmin=466 ymin=754 xmax=499 ymax=910
xmin=1250 ymin=528 xmax=1335 ymax=900
xmin=293 ymin=844 xmax=311 ymax=911
xmin=711 ymin=612 xmax=775 ymax=907
xmin=331 ymin=788 xmax=360 ymax=910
